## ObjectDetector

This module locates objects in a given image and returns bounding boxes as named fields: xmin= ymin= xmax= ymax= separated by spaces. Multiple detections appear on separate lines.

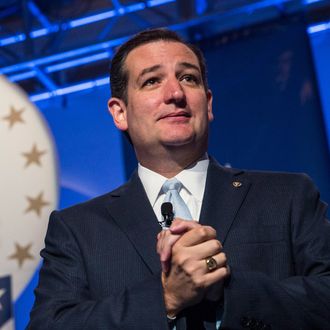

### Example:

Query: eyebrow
xmin=177 ymin=62 xmax=201 ymax=72
xmin=138 ymin=65 xmax=162 ymax=80
xmin=137 ymin=61 xmax=201 ymax=81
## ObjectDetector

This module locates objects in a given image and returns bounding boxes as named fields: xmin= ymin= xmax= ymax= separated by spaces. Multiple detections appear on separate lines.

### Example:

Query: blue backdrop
xmin=203 ymin=18 xmax=330 ymax=205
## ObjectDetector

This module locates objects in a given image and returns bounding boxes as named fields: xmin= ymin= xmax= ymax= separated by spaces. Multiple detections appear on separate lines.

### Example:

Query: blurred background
xmin=0 ymin=0 xmax=330 ymax=328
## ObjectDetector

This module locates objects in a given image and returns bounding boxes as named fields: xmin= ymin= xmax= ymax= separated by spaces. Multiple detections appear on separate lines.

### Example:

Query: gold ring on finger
xmin=205 ymin=256 xmax=217 ymax=272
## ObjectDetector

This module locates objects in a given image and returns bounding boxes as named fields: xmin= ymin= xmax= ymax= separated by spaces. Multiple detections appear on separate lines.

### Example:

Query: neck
xmin=136 ymin=144 xmax=207 ymax=178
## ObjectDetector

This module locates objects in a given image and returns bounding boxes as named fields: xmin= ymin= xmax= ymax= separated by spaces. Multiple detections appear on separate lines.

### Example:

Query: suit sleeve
xmin=221 ymin=174 xmax=330 ymax=329
xmin=27 ymin=211 xmax=169 ymax=330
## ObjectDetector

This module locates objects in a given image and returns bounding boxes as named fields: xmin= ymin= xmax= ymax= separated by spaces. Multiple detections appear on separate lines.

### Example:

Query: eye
xmin=180 ymin=74 xmax=200 ymax=84
xmin=142 ymin=77 xmax=159 ymax=87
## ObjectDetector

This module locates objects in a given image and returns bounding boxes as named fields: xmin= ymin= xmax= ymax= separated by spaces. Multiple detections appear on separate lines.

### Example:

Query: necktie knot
xmin=161 ymin=178 xmax=192 ymax=220
xmin=162 ymin=178 xmax=182 ymax=194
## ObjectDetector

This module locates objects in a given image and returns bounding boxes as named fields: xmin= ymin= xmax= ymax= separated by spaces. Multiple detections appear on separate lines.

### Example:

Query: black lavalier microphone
xmin=161 ymin=202 xmax=174 ymax=229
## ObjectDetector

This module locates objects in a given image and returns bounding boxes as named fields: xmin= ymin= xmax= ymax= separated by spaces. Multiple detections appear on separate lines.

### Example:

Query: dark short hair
xmin=110 ymin=28 xmax=208 ymax=103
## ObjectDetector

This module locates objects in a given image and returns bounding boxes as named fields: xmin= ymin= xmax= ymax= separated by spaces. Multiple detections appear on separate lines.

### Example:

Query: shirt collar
xmin=176 ymin=156 xmax=209 ymax=202
xmin=138 ymin=154 xmax=209 ymax=207
xmin=138 ymin=165 xmax=167 ymax=208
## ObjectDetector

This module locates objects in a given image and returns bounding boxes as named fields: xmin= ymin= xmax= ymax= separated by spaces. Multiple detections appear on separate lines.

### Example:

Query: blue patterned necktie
xmin=162 ymin=178 xmax=192 ymax=220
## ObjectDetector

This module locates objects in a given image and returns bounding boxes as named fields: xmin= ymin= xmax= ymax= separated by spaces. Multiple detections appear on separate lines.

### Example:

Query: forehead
xmin=124 ymin=41 xmax=200 ymax=75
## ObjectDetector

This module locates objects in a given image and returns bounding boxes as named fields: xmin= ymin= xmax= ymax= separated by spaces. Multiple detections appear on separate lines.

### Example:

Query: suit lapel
xmin=200 ymin=159 xmax=251 ymax=245
xmin=105 ymin=172 xmax=162 ymax=274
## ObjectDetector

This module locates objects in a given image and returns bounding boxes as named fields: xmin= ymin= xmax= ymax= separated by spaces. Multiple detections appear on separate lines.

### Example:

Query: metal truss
xmin=0 ymin=0 xmax=329 ymax=102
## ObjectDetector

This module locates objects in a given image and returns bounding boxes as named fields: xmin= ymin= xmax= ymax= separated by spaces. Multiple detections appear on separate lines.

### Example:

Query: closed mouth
xmin=159 ymin=111 xmax=191 ymax=120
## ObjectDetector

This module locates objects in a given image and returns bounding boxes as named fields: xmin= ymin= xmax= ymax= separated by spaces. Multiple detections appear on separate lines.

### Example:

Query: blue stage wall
xmin=202 ymin=17 xmax=330 ymax=206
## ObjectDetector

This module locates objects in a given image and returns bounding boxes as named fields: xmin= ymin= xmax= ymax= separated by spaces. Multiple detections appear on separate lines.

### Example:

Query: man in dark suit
xmin=28 ymin=28 xmax=330 ymax=329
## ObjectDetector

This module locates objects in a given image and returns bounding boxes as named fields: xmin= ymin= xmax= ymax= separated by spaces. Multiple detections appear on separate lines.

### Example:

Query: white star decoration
xmin=0 ymin=75 xmax=58 ymax=322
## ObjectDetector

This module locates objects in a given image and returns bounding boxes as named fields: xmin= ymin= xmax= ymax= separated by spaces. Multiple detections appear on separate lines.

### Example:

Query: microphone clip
xmin=160 ymin=202 xmax=174 ymax=229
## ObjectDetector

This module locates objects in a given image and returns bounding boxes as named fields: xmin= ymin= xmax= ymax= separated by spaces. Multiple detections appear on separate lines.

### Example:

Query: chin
xmin=161 ymin=129 xmax=195 ymax=143
xmin=162 ymin=136 xmax=195 ymax=147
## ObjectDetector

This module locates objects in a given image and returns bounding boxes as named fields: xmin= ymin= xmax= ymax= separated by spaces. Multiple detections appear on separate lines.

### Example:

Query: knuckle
xmin=210 ymin=227 xmax=217 ymax=237
xmin=174 ymin=254 xmax=186 ymax=267
xmin=213 ymin=239 xmax=222 ymax=252
xmin=160 ymin=253 xmax=169 ymax=262
xmin=197 ymin=227 xmax=210 ymax=239
xmin=206 ymin=226 xmax=217 ymax=237
xmin=204 ymin=226 xmax=217 ymax=238
xmin=185 ymin=262 xmax=197 ymax=275
xmin=221 ymin=252 xmax=227 ymax=264
xmin=220 ymin=265 xmax=230 ymax=278
xmin=222 ymin=253 xmax=228 ymax=265
xmin=193 ymin=277 xmax=205 ymax=289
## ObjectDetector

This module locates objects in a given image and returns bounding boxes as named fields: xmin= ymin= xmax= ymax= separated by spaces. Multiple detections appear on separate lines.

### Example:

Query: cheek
xmin=130 ymin=93 xmax=159 ymax=115
xmin=193 ymin=98 xmax=210 ymax=119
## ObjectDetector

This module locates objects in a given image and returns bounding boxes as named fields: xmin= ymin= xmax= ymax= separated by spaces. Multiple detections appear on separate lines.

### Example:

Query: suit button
xmin=254 ymin=321 xmax=264 ymax=330
xmin=240 ymin=316 xmax=250 ymax=328
xmin=247 ymin=318 xmax=257 ymax=328
xmin=240 ymin=317 xmax=258 ymax=328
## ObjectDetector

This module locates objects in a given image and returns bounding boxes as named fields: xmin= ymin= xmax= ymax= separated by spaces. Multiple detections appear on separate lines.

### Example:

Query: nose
xmin=163 ymin=78 xmax=186 ymax=105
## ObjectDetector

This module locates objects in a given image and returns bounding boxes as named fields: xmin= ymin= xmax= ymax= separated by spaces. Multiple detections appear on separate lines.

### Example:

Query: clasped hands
xmin=156 ymin=219 xmax=230 ymax=317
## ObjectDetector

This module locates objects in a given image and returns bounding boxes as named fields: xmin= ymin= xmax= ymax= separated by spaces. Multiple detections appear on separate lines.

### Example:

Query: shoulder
xmin=216 ymin=164 xmax=327 ymax=214
xmin=209 ymin=158 xmax=317 ymax=193
xmin=50 ymin=175 xmax=137 ymax=225
xmin=243 ymin=169 xmax=313 ymax=187
xmin=242 ymin=170 xmax=321 ymax=203
xmin=239 ymin=169 xmax=318 ymax=198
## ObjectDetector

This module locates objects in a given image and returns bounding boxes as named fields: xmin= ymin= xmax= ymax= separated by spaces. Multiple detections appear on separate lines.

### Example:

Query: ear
xmin=206 ymin=89 xmax=214 ymax=122
xmin=108 ymin=97 xmax=128 ymax=131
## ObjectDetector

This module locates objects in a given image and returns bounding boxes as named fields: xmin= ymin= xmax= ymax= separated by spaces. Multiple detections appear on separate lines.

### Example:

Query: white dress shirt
xmin=138 ymin=156 xmax=209 ymax=225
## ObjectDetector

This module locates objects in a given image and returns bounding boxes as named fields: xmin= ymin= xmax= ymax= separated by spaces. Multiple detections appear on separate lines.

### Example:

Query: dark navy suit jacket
xmin=28 ymin=160 xmax=330 ymax=329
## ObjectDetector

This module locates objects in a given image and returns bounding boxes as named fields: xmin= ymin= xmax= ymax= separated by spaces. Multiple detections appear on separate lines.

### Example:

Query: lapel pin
xmin=232 ymin=181 xmax=242 ymax=188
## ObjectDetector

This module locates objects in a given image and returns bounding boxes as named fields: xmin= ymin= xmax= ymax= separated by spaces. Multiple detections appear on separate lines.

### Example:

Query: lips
xmin=158 ymin=111 xmax=191 ymax=120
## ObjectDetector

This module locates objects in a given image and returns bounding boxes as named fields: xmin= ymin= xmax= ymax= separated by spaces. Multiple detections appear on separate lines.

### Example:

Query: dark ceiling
xmin=0 ymin=0 xmax=329 ymax=100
